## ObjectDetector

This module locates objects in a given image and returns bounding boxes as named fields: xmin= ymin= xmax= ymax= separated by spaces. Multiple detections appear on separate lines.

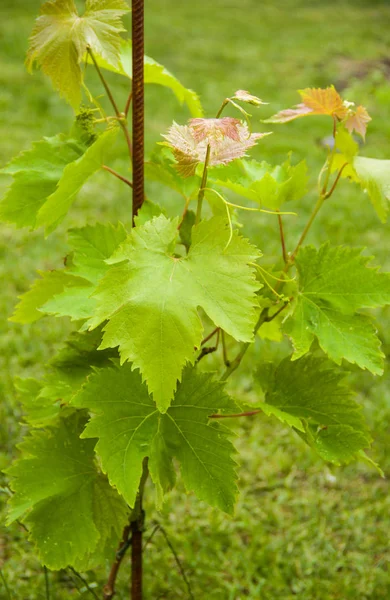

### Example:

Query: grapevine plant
xmin=2 ymin=0 xmax=390 ymax=598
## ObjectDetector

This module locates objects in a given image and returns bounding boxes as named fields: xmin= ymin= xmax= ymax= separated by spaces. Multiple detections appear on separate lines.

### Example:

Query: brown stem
xmin=87 ymin=47 xmax=133 ymax=164
xmin=221 ymin=308 xmax=269 ymax=381
xmin=103 ymin=525 xmax=132 ymax=599
xmin=103 ymin=165 xmax=133 ymax=188
xmin=132 ymin=0 xmax=145 ymax=223
xmin=277 ymin=212 xmax=287 ymax=264
xmin=201 ymin=327 xmax=219 ymax=346
xmin=124 ymin=92 xmax=133 ymax=118
xmin=130 ymin=458 xmax=149 ymax=600
xmin=221 ymin=330 xmax=230 ymax=367
xmin=324 ymin=162 xmax=348 ymax=200
xmin=209 ymin=409 xmax=262 ymax=419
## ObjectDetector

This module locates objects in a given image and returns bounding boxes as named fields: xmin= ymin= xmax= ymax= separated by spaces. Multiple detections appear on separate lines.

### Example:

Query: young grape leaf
xmin=73 ymin=364 xmax=238 ymax=513
xmin=0 ymin=128 xmax=117 ymax=232
xmin=353 ymin=156 xmax=390 ymax=223
xmin=265 ymin=86 xmax=348 ymax=123
xmin=16 ymin=329 xmax=118 ymax=428
xmin=210 ymin=155 xmax=308 ymax=210
xmin=11 ymin=222 xmax=127 ymax=325
xmin=6 ymin=413 xmax=129 ymax=570
xmin=256 ymin=355 xmax=371 ymax=465
xmin=26 ymin=0 xmax=130 ymax=109
xmin=10 ymin=270 xmax=81 ymax=324
xmin=284 ymin=244 xmax=390 ymax=373
xmin=345 ymin=105 xmax=371 ymax=140
xmin=87 ymin=215 xmax=261 ymax=411
xmin=0 ymin=134 xmax=85 ymax=228
xmin=145 ymin=148 xmax=200 ymax=200
xmin=37 ymin=128 xmax=118 ymax=233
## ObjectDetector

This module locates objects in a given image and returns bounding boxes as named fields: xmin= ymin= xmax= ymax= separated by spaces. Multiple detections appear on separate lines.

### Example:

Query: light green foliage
xmin=88 ymin=215 xmax=261 ymax=410
xmin=145 ymin=148 xmax=200 ymax=199
xmin=353 ymin=156 xmax=390 ymax=223
xmin=10 ymin=270 xmax=78 ymax=324
xmin=73 ymin=364 xmax=238 ymax=512
xmin=11 ymin=221 xmax=127 ymax=324
xmin=284 ymin=244 xmax=390 ymax=373
xmin=91 ymin=40 xmax=203 ymax=116
xmin=0 ymin=128 xmax=118 ymax=232
xmin=6 ymin=413 xmax=128 ymax=570
xmin=210 ymin=155 xmax=308 ymax=210
xmin=332 ymin=129 xmax=390 ymax=223
xmin=257 ymin=355 xmax=371 ymax=464
xmin=15 ymin=328 xmax=118 ymax=427
xmin=0 ymin=134 xmax=85 ymax=228
xmin=26 ymin=0 xmax=130 ymax=108
xmin=38 ymin=127 xmax=118 ymax=232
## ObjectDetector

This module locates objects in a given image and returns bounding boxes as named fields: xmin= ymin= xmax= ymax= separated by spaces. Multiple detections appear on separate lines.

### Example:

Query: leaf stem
xmin=221 ymin=308 xmax=269 ymax=380
xmin=124 ymin=92 xmax=133 ymax=118
xmin=277 ymin=211 xmax=288 ymax=263
xmin=103 ymin=525 xmax=132 ymax=600
xmin=68 ymin=568 xmax=99 ymax=600
xmin=143 ymin=523 xmax=194 ymax=600
xmin=102 ymin=165 xmax=133 ymax=188
xmin=209 ymin=409 xmax=262 ymax=419
xmin=131 ymin=458 xmax=149 ymax=600
xmin=195 ymin=145 xmax=211 ymax=224
xmin=87 ymin=47 xmax=133 ymax=162
xmin=0 ymin=569 xmax=11 ymax=600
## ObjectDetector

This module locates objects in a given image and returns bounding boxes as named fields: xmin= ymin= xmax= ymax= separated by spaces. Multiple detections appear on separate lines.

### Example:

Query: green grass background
xmin=1 ymin=0 xmax=390 ymax=598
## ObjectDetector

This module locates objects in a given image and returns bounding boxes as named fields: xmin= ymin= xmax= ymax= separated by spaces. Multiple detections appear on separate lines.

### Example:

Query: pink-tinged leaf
xmin=163 ymin=120 xmax=271 ymax=177
xmin=265 ymin=103 xmax=313 ymax=123
xmin=189 ymin=117 xmax=241 ymax=143
xmin=265 ymin=86 xmax=348 ymax=124
xmin=345 ymin=105 xmax=372 ymax=140
xmin=233 ymin=90 xmax=267 ymax=106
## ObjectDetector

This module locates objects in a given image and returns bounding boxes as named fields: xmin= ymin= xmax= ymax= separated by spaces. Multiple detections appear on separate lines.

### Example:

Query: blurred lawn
xmin=1 ymin=0 xmax=390 ymax=598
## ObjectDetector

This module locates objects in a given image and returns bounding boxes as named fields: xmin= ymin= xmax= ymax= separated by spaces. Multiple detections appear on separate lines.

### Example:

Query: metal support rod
xmin=132 ymin=0 xmax=145 ymax=223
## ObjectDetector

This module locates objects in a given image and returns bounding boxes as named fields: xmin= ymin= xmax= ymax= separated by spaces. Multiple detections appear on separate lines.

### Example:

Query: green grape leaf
xmin=303 ymin=424 xmax=371 ymax=465
xmin=6 ymin=413 xmax=129 ymax=570
xmin=133 ymin=199 xmax=166 ymax=227
xmin=26 ymin=0 xmax=130 ymax=109
xmin=73 ymin=364 xmax=238 ymax=513
xmin=88 ymin=215 xmax=261 ymax=410
xmin=16 ymin=329 xmax=118 ymax=427
xmin=210 ymin=155 xmax=308 ymax=210
xmin=284 ymin=244 xmax=390 ymax=373
xmin=145 ymin=148 xmax=201 ymax=199
xmin=67 ymin=222 xmax=127 ymax=284
xmin=37 ymin=128 xmax=118 ymax=233
xmin=0 ymin=134 xmax=85 ymax=228
xmin=89 ymin=40 xmax=203 ymax=117
xmin=257 ymin=355 xmax=371 ymax=465
xmin=15 ymin=378 xmax=61 ymax=428
xmin=12 ymin=222 xmax=127 ymax=325
xmin=10 ymin=270 xmax=79 ymax=324
xmin=0 ymin=128 xmax=117 ymax=232
xmin=353 ymin=156 xmax=390 ymax=223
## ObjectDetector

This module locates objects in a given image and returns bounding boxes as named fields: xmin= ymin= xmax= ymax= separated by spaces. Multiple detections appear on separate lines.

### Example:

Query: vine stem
xmin=0 ymin=569 xmax=11 ymax=600
xmin=277 ymin=212 xmax=287 ymax=264
xmin=102 ymin=165 xmax=133 ymax=188
xmin=87 ymin=47 xmax=133 ymax=165
xmin=131 ymin=458 xmax=149 ymax=600
xmin=103 ymin=525 xmax=132 ymax=599
xmin=195 ymin=144 xmax=211 ymax=224
xmin=195 ymin=96 xmax=233 ymax=224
